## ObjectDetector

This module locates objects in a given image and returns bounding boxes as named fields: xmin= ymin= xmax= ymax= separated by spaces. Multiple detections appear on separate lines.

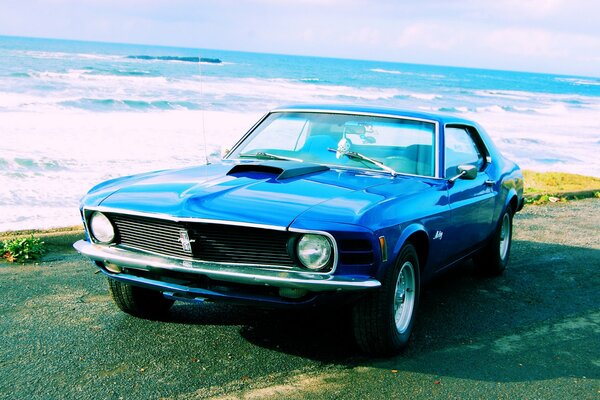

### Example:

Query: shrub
xmin=1 ymin=236 xmax=46 ymax=263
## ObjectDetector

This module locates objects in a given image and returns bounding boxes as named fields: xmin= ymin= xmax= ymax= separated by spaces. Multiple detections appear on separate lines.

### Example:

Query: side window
xmin=445 ymin=127 xmax=483 ymax=177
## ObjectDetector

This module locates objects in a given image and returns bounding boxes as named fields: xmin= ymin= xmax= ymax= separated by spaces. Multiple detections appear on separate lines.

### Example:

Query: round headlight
xmin=89 ymin=212 xmax=115 ymax=243
xmin=296 ymin=234 xmax=332 ymax=271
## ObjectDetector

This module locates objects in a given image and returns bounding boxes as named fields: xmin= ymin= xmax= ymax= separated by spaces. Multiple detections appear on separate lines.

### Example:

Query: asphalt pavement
xmin=1 ymin=199 xmax=599 ymax=399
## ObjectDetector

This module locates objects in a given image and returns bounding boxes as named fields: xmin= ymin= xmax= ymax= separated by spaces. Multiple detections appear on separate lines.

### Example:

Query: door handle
xmin=485 ymin=180 xmax=495 ymax=186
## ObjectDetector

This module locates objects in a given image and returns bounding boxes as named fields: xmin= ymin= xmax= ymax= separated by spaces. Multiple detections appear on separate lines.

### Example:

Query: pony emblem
xmin=178 ymin=230 xmax=195 ymax=253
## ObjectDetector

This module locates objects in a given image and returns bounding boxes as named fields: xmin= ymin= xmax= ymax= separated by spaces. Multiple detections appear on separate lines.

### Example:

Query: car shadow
xmin=212 ymin=239 xmax=600 ymax=381
xmin=164 ymin=296 xmax=360 ymax=361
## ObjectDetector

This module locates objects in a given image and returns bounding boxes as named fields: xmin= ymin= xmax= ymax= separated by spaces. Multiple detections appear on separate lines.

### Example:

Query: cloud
xmin=485 ymin=27 xmax=600 ymax=62
xmin=383 ymin=18 xmax=600 ymax=75
xmin=395 ymin=23 xmax=465 ymax=51
xmin=480 ymin=0 xmax=564 ymax=18
xmin=347 ymin=27 xmax=382 ymax=46
xmin=485 ymin=28 xmax=564 ymax=58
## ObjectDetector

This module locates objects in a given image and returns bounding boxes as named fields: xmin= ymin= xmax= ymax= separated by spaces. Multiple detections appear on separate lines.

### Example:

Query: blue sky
xmin=1 ymin=0 xmax=599 ymax=77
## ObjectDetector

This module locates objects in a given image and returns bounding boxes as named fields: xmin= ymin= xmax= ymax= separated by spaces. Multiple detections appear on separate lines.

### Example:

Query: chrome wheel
xmin=394 ymin=260 xmax=416 ymax=334
xmin=499 ymin=212 xmax=511 ymax=261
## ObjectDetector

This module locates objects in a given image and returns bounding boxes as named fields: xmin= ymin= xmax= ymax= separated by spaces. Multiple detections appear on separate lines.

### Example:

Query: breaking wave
xmin=555 ymin=77 xmax=600 ymax=87
xmin=58 ymin=98 xmax=201 ymax=111
xmin=370 ymin=68 xmax=445 ymax=79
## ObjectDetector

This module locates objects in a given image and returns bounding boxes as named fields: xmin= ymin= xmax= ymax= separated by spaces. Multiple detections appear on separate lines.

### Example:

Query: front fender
xmin=373 ymin=222 xmax=430 ymax=281
xmin=394 ymin=222 xmax=429 ymax=256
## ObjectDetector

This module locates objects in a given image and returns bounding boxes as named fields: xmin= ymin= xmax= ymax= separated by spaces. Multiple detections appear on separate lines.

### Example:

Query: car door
xmin=444 ymin=125 xmax=495 ymax=261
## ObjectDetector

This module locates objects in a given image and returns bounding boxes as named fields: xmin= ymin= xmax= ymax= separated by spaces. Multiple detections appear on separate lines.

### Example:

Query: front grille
xmin=108 ymin=213 xmax=296 ymax=268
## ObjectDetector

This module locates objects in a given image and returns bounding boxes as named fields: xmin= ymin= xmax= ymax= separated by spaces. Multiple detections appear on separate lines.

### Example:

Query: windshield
xmin=228 ymin=112 xmax=437 ymax=177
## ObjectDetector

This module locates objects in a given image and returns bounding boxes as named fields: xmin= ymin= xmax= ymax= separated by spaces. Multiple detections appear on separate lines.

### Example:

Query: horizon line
xmin=2 ymin=33 xmax=598 ymax=80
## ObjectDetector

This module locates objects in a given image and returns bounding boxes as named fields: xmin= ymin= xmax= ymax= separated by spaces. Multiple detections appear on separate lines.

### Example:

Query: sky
xmin=1 ymin=0 xmax=600 ymax=77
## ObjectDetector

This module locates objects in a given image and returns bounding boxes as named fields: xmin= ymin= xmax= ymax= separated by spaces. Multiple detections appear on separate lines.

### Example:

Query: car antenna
xmin=198 ymin=52 xmax=210 ymax=165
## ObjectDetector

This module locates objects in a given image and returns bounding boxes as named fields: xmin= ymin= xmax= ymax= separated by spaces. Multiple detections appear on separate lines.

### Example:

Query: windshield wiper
xmin=239 ymin=152 xmax=304 ymax=162
xmin=327 ymin=148 xmax=397 ymax=176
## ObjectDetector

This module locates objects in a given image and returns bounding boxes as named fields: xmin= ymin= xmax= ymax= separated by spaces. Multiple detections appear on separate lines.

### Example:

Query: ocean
xmin=1 ymin=35 xmax=599 ymax=231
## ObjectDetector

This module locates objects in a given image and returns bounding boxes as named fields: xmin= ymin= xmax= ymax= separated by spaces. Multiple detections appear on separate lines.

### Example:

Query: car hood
xmin=93 ymin=161 xmax=403 ymax=228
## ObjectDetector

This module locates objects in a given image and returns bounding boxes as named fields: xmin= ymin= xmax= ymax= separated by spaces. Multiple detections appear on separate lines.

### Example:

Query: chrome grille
xmin=108 ymin=213 xmax=295 ymax=267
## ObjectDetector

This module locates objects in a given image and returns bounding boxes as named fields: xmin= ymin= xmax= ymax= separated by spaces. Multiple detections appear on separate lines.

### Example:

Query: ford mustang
xmin=74 ymin=105 xmax=524 ymax=355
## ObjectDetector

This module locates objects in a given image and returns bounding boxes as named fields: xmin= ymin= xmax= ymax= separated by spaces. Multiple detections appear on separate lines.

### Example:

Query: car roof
xmin=271 ymin=104 xmax=477 ymax=126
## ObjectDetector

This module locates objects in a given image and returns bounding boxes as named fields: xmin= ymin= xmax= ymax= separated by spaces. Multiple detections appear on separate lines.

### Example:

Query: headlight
xmin=296 ymin=234 xmax=332 ymax=271
xmin=89 ymin=212 xmax=115 ymax=243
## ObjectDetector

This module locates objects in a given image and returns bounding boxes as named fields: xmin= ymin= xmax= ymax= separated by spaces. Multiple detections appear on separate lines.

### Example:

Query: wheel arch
xmin=508 ymin=192 xmax=520 ymax=214
xmin=391 ymin=224 xmax=429 ymax=277
xmin=497 ymin=187 xmax=519 ymax=226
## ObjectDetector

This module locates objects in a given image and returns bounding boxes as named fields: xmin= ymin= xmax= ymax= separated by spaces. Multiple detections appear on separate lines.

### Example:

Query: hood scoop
xmin=227 ymin=161 xmax=329 ymax=180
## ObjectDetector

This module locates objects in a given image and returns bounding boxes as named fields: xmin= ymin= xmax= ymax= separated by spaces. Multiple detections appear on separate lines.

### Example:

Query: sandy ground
xmin=0 ymin=199 xmax=599 ymax=399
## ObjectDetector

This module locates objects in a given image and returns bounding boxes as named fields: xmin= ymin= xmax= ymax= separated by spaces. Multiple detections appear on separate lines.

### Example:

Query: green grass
xmin=523 ymin=170 xmax=600 ymax=194
xmin=523 ymin=170 xmax=600 ymax=205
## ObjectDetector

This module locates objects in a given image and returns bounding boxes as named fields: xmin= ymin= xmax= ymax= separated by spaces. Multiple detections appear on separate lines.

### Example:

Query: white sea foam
xmin=371 ymin=68 xmax=405 ymax=75
xmin=34 ymin=69 xmax=171 ymax=86
xmin=2 ymin=97 xmax=599 ymax=233
xmin=473 ymin=89 xmax=537 ymax=101
xmin=370 ymin=68 xmax=445 ymax=79
xmin=1 ymin=72 xmax=438 ymax=113
xmin=0 ymin=110 xmax=259 ymax=232
xmin=409 ymin=93 xmax=442 ymax=101
xmin=555 ymin=77 xmax=600 ymax=87
xmin=473 ymin=89 xmax=598 ymax=109
xmin=475 ymin=105 xmax=506 ymax=113
xmin=462 ymin=105 xmax=600 ymax=177
xmin=197 ymin=76 xmax=403 ymax=103
xmin=17 ymin=50 xmax=123 ymax=63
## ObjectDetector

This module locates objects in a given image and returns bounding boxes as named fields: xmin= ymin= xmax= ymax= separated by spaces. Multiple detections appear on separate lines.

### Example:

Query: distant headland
xmin=126 ymin=55 xmax=222 ymax=63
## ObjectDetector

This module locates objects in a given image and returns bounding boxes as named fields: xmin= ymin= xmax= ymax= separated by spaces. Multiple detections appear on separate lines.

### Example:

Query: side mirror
xmin=448 ymin=164 xmax=477 ymax=183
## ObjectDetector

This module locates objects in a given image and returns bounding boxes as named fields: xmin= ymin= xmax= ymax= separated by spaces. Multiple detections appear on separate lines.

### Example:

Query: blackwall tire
xmin=475 ymin=205 xmax=514 ymax=277
xmin=352 ymin=243 xmax=420 ymax=356
xmin=107 ymin=279 xmax=174 ymax=319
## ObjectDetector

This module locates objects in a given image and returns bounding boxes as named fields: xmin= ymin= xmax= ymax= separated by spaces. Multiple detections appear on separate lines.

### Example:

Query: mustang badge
xmin=178 ymin=230 xmax=195 ymax=253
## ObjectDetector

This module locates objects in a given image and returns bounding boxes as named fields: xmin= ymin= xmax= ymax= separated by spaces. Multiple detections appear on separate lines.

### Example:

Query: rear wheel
xmin=108 ymin=279 xmax=174 ymax=319
xmin=352 ymin=243 xmax=420 ymax=356
xmin=475 ymin=205 xmax=513 ymax=276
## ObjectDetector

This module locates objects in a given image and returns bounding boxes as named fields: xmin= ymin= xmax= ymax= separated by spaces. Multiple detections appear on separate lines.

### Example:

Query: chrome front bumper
xmin=73 ymin=240 xmax=381 ymax=292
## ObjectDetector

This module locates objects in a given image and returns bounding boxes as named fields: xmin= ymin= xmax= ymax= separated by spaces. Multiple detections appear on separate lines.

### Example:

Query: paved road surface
xmin=1 ymin=199 xmax=599 ymax=399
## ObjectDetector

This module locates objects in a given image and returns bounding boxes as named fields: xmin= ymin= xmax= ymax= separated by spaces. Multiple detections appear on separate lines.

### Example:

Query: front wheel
xmin=352 ymin=243 xmax=420 ymax=356
xmin=108 ymin=279 xmax=174 ymax=319
xmin=475 ymin=205 xmax=513 ymax=276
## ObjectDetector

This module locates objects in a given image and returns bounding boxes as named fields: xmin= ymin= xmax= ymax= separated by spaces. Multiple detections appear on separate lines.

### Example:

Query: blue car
xmin=74 ymin=105 xmax=524 ymax=355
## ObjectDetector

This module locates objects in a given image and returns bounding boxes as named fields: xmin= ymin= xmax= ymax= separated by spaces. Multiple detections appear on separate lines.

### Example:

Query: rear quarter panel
xmin=475 ymin=122 xmax=524 ymax=222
